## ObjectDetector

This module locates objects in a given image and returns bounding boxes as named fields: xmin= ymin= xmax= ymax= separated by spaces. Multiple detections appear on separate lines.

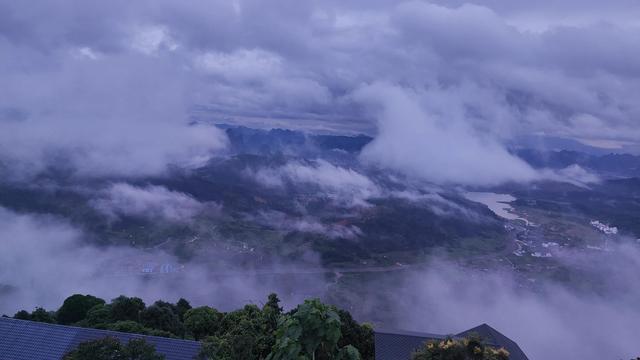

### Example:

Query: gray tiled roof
xmin=374 ymin=329 xmax=447 ymax=360
xmin=374 ymin=324 xmax=528 ymax=360
xmin=0 ymin=317 xmax=201 ymax=360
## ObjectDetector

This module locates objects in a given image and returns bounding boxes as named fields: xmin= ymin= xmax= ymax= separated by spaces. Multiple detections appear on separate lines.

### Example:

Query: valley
xmin=2 ymin=126 xmax=638 ymax=318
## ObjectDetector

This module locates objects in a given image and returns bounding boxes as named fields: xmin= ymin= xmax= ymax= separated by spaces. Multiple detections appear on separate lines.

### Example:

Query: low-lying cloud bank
xmin=2 ymin=205 xmax=639 ymax=360
xmin=91 ymin=183 xmax=216 ymax=223
xmin=358 ymin=247 xmax=640 ymax=360
xmin=249 ymin=159 xmax=382 ymax=207
xmin=540 ymin=164 xmax=601 ymax=187
xmin=0 ymin=207 xmax=325 ymax=315
xmin=248 ymin=210 xmax=363 ymax=240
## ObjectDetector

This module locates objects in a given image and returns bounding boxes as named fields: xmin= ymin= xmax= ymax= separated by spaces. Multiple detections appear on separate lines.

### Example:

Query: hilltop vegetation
xmin=412 ymin=336 xmax=509 ymax=360
xmin=9 ymin=293 xmax=374 ymax=360
xmin=10 ymin=292 xmax=514 ymax=360
xmin=64 ymin=337 xmax=164 ymax=360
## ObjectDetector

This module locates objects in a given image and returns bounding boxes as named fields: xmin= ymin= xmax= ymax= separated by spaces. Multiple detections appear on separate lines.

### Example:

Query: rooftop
xmin=374 ymin=323 xmax=528 ymax=360
xmin=0 ymin=317 xmax=201 ymax=360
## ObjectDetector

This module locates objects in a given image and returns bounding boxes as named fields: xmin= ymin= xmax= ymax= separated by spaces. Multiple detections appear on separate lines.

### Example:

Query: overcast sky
xmin=1 ymin=3 xmax=640 ymax=357
xmin=0 ymin=0 xmax=638 ymax=180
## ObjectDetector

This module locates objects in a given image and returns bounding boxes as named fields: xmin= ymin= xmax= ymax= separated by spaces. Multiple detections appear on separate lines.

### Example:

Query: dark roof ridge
xmin=376 ymin=327 xmax=500 ymax=346
xmin=0 ymin=317 xmax=202 ymax=360
xmin=0 ymin=317 xmax=200 ymax=345
xmin=374 ymin=327 xmax=450 ymax=339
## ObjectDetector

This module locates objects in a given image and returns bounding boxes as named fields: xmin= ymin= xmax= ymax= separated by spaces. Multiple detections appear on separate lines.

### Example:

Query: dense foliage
xmin=63 ymin=337 xmax=164 ymax=360
xmin=57 ymin=294 xmax=105 ymax=325
xmin=12 ymin=293 xmax=374 ymax=360
xmin=411 ymin=335 xmax=509 ymax=360
xmin=267 ymin=299 xmax=360 ymax=360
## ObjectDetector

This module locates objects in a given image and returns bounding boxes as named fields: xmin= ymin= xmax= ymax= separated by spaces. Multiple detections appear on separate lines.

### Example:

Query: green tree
xmin=411 ymin=335 xmax=510 ymax=360
xmin=199 ymin=294 xmax=283 ymax=360
xmin=122 ymin=338 xmax=165 ymax=360
xmin=263 ymin=293 xmax=283 ymax=332
xmin=82 ymin=304 xmax=113 ymax=327
xmin=337 ymin=345 xmax=362 ymax=360
xmin=106 ymin=320 xmax=149 ymax=334
xmin=176 ymin=298 xmax=192 ymax=322
xmin=13 ymin=292 xmax=372 ymax=360
xmin=183 ymin=306 xmax=222 ymax=341
xmin=63 ymin=337 xmax=165 ymax=360
xmin=111 ymin=296 xmax=146 ymax=322
xmin=63 ymin=337 xmax=124 ymax=360
xmin=335 ymin=309 xmax=374 ymax=360
xmin=198 ymin=336 xmax=233 ymax=360
xmin=267 ymin=299 xmax=360 ymax=360
xmin=140 ymin=303 xmax=183 ymax=336
xmin=14 ymin=308 xmax=56 ymax=323
xmin=30 ymin=307 xmax=56 ymax=323
xmin=222 ymin=305 xmax=272 ymax=358
xmin=100 ymin=320 xmax=174 ymax=338
xmin=152 ymin=300 xmax=179 ymax=315
xmin=13 ymin=310 xmax=31 ymax=320
xmin=264 ymin=293 xmax=283 ymax=314
xmin=57 ymin=294 xmax=106 ymax=325
xmin=484 ymin=348 xmax=510 ymax=360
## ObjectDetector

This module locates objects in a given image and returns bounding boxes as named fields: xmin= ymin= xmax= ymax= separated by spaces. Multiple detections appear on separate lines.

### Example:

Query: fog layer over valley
xmin=0 ymin=206 xmax=327 ymax=315
xmin=2 ymin=128 xmax=640 ymax=359
xmin=1 ymin=1 xmax=640 ymax=359
xmin=2 ymin=200 xmax=640 ymax=359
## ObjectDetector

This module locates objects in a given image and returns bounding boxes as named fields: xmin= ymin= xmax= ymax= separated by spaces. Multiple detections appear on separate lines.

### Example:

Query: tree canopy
xmin=411 ymin=335 xmax=510 ymax=360
xmin=267 ymin=299 xmax=361 ymax=360
xmin=183 ymin=306 xmax=222 ymax=341
xmin=57 ymin=294 xmax=105 ymax=325
xmin=63 ymin=337 xmax=164 ymax=360
xmin=16 ymin=307 xmax=56 ymax=323
xmin=111 ymin=296 xmax=146 ymax=322
xmin=140 ymin=302 xmax=183 ymax=336
xmin=13 ymin=293 xmax=374 ymax=360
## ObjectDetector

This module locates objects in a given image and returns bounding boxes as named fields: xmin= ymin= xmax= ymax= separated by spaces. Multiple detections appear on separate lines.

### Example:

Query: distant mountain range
xmin=0 ymin=125 xmax=638 ymax=269
xmin=221 ymin=125 xmax=640 ymax=179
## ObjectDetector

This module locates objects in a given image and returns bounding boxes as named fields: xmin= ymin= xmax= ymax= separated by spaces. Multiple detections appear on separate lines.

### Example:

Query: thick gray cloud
xmin=1 ymin=0 xmax=638 ymax=182
xmin=1 ymin=3 xmax=638 ymax=358
xmin=90 ymin=183 xmax=216 ymax=223
xmin=353 ymin=82 xmax=539 ymax=185
xmin=247 ymin=210 xmax=364 ymax=240
xmin=249 ymin=159 xmax=382 ymax=206
xmin=0 ymin=42 xmax=227 ymax=178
